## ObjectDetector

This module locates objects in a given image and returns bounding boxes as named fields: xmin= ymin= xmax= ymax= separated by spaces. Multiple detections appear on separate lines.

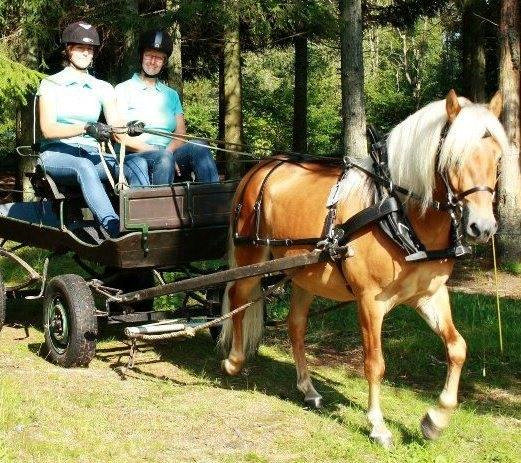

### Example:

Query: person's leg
xmin=135 ymin=150 xmax=175 ymax=185
xmin=122 ymin=155 xmax=150 ymax=187
xmin=91 ymin=151 xmax=150 ymax=188
xmin=40 ymin=142 xmax=120 ymax=237
xmin=171 ymin=140 xmax=219 ymax=183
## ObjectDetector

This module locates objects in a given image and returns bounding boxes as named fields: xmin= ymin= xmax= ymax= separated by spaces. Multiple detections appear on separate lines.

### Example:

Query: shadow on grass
xmin=5 ymin=289 xmax=521 ymax=430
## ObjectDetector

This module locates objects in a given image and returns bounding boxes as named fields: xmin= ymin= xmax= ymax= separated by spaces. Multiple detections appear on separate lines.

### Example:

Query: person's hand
xmin=84 ymin=122 xmax=112 ymax=142
xmin=126 ymin=120 xmax=145 ymax=136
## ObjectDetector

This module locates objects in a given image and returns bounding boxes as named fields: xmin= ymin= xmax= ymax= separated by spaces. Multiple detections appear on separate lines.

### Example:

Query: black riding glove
xmin=84 ymin=122 xmax=112 ymax=142
xmin=126 ymin=120 xmax=145 ymax=137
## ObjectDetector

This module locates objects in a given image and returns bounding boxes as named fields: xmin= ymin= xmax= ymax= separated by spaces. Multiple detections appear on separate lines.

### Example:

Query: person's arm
xmin=113 ymin=83 xmax=155 ymax=152
xmin=165 ymin=115 xmax=186 ymax=153
xmin=39 ymin=94 xmax=86 ymax=139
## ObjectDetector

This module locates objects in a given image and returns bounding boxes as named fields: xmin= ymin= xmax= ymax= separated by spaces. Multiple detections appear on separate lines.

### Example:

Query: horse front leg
xmin=288 ymin=283 xmax=322 ymax=409
xmin=358 ymin=294 xmax=393 ymax=448
xmin=415 ymin=285 xmax=466 ymax=440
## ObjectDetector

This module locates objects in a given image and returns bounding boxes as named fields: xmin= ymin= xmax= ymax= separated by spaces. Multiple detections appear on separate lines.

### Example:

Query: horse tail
xmin=218 ymin=230 xmax=267 ymax=358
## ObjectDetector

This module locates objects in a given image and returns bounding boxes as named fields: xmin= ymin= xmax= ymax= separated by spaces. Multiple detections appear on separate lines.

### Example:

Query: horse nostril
xmin=469 ymin=222 xmax=480 ymax=237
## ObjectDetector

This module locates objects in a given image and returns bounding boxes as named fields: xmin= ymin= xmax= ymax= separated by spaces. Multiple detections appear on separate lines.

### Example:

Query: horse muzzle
xmin=462 ymin=205 xmax=497 ymax=243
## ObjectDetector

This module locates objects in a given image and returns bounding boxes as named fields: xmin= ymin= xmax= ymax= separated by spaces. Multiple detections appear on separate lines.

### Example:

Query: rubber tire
xmin=43 ymin=274 xmax=98 ymax=368
xmin=0 ymin=272 xmax=6 ymax=332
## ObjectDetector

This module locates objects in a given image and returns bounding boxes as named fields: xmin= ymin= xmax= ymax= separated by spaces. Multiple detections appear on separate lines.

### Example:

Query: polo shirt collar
xmin=131 ymin=72 xmax=164 ymax=91
xmin=59 ymin=66 xmax=94 ymax=88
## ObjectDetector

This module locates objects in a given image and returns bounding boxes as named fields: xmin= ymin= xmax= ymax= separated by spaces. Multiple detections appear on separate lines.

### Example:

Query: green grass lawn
xmin=1 ymin=249 xmax=521 ymax=462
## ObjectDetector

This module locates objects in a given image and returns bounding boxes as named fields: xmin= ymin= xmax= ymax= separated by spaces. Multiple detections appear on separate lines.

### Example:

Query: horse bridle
xmin=436 ymin=125 xmax=496 ymax=213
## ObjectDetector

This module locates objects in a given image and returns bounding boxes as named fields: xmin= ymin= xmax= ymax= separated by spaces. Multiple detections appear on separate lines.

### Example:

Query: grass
xmin=500 ymin=261 xmax=521 ymax=276
xmin=1 ymin=248 xmax=521 ymax=462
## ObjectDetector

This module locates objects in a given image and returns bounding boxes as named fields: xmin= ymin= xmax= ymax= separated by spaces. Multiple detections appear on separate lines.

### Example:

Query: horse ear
xmin=445 ymin=89 xmax=461 ymax=122
xmin=489 ymin=91 xmax=503 ymax=118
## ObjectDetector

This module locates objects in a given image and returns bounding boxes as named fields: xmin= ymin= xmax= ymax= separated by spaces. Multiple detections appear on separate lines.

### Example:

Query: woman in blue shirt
xmin=38 ymin=22 xmax=148 ymax=237
xmin=115 ymin=30 xmax=219 ymax=185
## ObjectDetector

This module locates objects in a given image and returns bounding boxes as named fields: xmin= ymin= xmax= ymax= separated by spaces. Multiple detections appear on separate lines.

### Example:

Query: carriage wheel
xmin=0 ymin=272 xmax=6 ymax=332
xmin=43 ymin=274 xmax=97 ymax=367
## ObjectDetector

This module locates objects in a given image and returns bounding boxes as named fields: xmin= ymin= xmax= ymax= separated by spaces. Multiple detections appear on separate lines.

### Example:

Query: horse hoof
xmin=370 ymin=433 xmax=393 ymax=449
xmin=421 ymin=413 xmax=443 ymax=440
xmin=304 ymin=396 xmax=323 ymax=409
xmin=221 ymin=359 xmax=241 ymax=376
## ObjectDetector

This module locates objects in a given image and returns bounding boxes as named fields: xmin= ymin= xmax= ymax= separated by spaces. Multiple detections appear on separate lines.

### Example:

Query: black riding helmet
xmin=61 ymin=21 xmax=100 ymax=46
xmin=139 ymin=30 xmax=173 ymax=57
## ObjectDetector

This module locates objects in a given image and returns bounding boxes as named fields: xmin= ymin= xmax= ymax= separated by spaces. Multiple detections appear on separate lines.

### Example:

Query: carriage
xmin=0 ymin=164 xmax=241 ymax=365
xmin=0 ymin=140 xmax=325 ymax=368
xmin=0 ymin=90 xmax=508 ymax=446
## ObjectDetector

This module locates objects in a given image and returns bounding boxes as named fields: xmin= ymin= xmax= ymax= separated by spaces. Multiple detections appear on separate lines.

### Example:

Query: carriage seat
xmin=28 ymin=161 xmax=117 ymax=203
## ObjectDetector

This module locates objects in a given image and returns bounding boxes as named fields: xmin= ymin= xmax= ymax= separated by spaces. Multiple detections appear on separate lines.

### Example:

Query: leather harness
xmin=233 ymin=125 xmax=495 ymax=263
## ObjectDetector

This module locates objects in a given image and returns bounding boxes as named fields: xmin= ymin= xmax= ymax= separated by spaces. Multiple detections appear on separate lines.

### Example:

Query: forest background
xmin=0 ymin=0 xmax=504 ymax=159
xmin=0 ymin=0 xmax=519 ymax=258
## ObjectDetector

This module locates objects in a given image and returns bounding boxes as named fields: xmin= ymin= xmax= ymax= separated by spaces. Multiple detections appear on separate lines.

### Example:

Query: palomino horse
xmin=220 ymin=90 xmax=508 ymax=447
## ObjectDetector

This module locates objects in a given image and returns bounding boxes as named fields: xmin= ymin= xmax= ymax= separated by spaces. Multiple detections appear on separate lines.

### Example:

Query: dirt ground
xmin=449 ymin=256 xmax=521 ymax=299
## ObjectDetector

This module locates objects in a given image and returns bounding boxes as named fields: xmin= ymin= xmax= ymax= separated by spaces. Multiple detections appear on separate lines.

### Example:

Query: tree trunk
xmin=121 ymin=0 xmax=140 ymax=82
xmin=497 ymin=0 xmax=521 ymax=260
xmin=167 ymin=0 xmax=183 ymax=98
xmin=217 ymin=50 xmax=226 ymax=165
xmin=292 ymin=34 xmax=308 ymax=153
xmin=461 ymin=0 xmax=487 ymax=102
xmin=339 ymin=0 xmax=367 ymax=159
xmin=222 ymin=0 xmax=245 ymax=179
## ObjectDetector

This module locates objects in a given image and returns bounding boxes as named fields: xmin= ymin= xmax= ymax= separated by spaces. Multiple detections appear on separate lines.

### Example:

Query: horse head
xmin=441 ymin=90 xmax=508 ymax=243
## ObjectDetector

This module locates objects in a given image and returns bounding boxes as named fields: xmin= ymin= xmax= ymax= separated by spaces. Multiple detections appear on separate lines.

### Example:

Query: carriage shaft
xmin=118 ymin=249 xmax=325 ymax=303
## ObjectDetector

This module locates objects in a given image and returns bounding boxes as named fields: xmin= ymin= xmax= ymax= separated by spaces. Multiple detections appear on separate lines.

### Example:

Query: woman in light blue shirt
xmin=115 ymin=30 xmax=219 ymax=185
xmin=38 ymin=22 xmax=148 ymax=237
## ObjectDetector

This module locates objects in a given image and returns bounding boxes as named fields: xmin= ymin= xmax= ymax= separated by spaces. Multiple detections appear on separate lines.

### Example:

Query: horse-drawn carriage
xmin=0 ymin=89 xmax=509 ymax=446
xmin=0 ymin=162 xmax=239 ymax=366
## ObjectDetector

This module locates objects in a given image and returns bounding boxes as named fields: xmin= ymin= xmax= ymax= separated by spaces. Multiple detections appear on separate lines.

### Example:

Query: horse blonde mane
xmin=341 ymin=96 xmax=509 ymax=213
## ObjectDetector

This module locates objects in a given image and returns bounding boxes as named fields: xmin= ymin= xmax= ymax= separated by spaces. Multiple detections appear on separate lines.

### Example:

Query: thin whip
xmin=491 ymin=235 xmax=503 ymax=354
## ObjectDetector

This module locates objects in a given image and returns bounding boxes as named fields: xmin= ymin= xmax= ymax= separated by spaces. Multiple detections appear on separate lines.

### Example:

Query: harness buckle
xmin=454 ymin=244 xmax=472 ymax=257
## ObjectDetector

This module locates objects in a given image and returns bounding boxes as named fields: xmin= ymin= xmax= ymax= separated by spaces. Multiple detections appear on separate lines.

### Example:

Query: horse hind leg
xmin=288 ymin=283 xmax=322 ymax=409
xmin=220 ymin=245 xmax=269 ymax=376
xmin=415 ymin=286 xmax=466 ymax=440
